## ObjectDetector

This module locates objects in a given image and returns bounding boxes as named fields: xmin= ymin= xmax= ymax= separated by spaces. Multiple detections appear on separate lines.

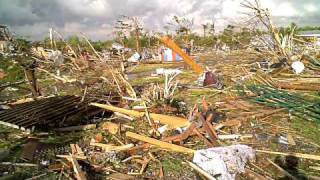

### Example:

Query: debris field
xmin=1 ymin=1 xmax=320 ymax=180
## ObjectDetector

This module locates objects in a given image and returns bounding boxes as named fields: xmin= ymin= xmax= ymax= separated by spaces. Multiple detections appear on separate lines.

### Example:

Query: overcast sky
xmin=0 ymin=0 xmax=319 ymax=40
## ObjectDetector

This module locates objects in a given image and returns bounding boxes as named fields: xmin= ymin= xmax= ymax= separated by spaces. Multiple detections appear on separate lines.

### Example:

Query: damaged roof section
xmin=0 ymin=95 xmax=106 ymax=132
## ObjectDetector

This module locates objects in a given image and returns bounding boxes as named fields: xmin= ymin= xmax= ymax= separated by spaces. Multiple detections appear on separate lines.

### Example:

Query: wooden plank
xmin=193 ymin=128 xmax=214 ymax=147
xmin=90 ymin=142 xmax=133 ymax=152
xmin=102 ymin=122 xmax=119 ymax=134
xmin=161 ymin=122 xmax=197 ymax=142
xmin=75 ymin=144 xmax=84 ymax=156
xmin=186 ymin=161 xmax=216 ymax=180
xmin=198 ymin=114 xmax=217 ymax=143
xmin=70 ymin=144 xmax=84 ymax=156
xmin=126 ymin=132 xmax=195 ymax=154
xmin=90 ymin=103 xmax=190 ymax=128
xmin=257 ymin=150 xmax=320 ymax=161
xmin=0 ymin=162 xmax=37 ymax=167
xmin=56 ymin=155 xmax=86 ymax=161
xmin=67 ymin=155 xmax=87 ymax=180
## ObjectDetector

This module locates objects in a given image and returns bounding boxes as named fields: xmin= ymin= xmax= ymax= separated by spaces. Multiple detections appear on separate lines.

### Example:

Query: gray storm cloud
xmin=0 ymin=0 xmax=319 ymax=40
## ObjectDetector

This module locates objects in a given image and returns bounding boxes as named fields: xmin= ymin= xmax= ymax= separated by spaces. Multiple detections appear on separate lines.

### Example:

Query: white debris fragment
xmin=291 ymin=61 xmax=305 ymax=74
xmin=48 ymin=50 xmax=64 ymax=66
xmin=193 ymin=145 xmax=255 ymax=180
xmin=128 ymin=52 xmax=141 ymax=63
xmin=155 ymin=68 xmax=182 ymax=75
xmin=157 ymin=124 xmax=168 ymax=134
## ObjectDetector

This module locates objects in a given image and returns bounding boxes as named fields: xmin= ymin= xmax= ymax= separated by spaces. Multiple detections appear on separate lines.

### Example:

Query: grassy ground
xmin=128 ymin=62 xmax=183 ymax=74
xmin=0 ymin=56 xmax=24 ymax=84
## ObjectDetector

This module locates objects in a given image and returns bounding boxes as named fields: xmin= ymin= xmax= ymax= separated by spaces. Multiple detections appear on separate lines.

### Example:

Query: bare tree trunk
xmin=24 ymin=68 xmax=41 ymax=98
xmin=135 ymin=29 xmax=140 ymax=53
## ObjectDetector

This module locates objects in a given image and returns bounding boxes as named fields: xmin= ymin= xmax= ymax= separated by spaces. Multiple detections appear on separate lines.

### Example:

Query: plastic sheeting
xmin=193 ymin=145 xmax=255 ymax=180
xmin=48 ymin=50 xmax=64 ymax=66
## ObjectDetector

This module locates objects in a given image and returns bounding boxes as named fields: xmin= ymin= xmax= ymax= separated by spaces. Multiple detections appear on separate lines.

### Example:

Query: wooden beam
xmin=90 ymin=103 xmax=190 ymax=128
xmin=158 ymin=36 xmax=204 ymax=74
xmin=257 ymin=150 xmax=320 ymax=161
xmin=126 ymin=132 xmax=195 ymax=154
xmin=186 ymin=161 xmax=216 ymax=180
xmin=90 ymin=143 xmax=133 ymax=152
xmin=68 ymin=155 xmax=87 ymax=180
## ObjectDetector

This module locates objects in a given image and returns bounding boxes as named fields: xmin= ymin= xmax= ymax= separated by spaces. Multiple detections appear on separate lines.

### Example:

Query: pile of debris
xmin=2 ymin=2 xmax=320 ymax=179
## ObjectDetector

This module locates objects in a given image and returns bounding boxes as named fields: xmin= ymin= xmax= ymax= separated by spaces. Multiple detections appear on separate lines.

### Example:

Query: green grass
xmin=130 ymin=76 xmax=164 ymax=86
xmin=291 ymin=118 xmax=320 ymax=146
xmin=162 ymin=156 xmax=184 ymax=174
xmin=0 ymin=125 xmax=22 ymax=149
xmin=129 ymin=63 xmax=182 ymax=74
xmin=0 ymin=57 xmax=24 ymax=84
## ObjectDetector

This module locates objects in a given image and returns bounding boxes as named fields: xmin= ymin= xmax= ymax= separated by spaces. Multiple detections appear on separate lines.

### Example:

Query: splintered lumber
xmin=68 ymin=155 xmax=87 ymax=180
xmin=275 ymin=82 xmax=320 ymax=91
xmin=0 ymin=162 xmax=38 ymax=167
xmin=148 ymin=113 xmax=190 ymax=128
xmin=57 ymin=155 xmax=87 ymax=161
xmin=55 ymin=124 xmax=96 ymax=132
xmin=287 ymin=134 xmax=296 ymax=146
xmin=162 ymin=122 xmax=197 ymax=142
xmin=114 ymin=112 xmax=134 ymax=121
xmin=186 ymin=161 xmax=216 ymax=180
xmin=193 ymin=128 xmax=214 ymax=147
xmin=70 ymin=144 xmax=84 ymax=156
xmin=126 ymin=132 xmax=195 ymax=154
xmin=198 ymin=114 xmax=217 ymax=142
xmin=257 ymin=150 xmax=320 ymax=161
xmin=102 ymin=122 xmax=119 ymax=134
xmin=90 ymin=103 xmax=190 ymax=128
xmin=309 ymin=166 xmax=320 ymax=171
xmin=90 ymin=142 xmax=133 ymax=152
xmin=157 ymin=36 xmax=204 ymax=74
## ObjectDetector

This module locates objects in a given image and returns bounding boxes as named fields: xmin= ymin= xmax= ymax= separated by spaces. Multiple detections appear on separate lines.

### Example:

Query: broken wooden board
xmin=70 ymin=144 xmax=84 ymax=156
xmin=186 ymin=161 xmax=216 ymax=180
xmin=67 ymin=155 xmax=87 ymax=180
xmin=257 ymin=150 xmax=320 ymax=161
xmin=90 ymin=142 xmax=133 ymax=152
xmin=126 ymin=132 xmax=195 ymax=154
xmin=102 ymin=122 xmax=119 ymax=134
xmin=90 ymin=103 xmax=190 ymax=128
xmin=56 ymin=154 xmax=87 ymax=161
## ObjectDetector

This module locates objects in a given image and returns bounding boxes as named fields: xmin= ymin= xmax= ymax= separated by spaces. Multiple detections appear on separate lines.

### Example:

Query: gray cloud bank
xmin=0 ymin=0 xmax=319 ymax=40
